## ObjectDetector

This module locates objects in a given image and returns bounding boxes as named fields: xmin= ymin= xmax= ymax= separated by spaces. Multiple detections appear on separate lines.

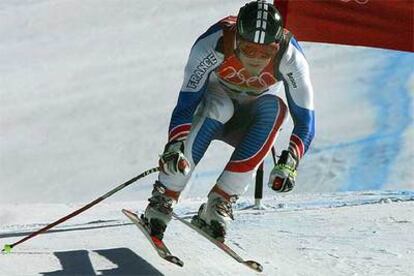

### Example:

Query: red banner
xmin=274 ymin=0 xmax=414 ymax=52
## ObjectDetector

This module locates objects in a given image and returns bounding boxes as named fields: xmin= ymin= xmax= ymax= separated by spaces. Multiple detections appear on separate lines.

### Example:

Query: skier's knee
xmin=256 ymin=95 xmax=287 ymax=124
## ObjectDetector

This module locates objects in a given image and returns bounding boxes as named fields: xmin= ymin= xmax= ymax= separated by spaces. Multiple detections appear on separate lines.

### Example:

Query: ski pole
xmin=2 ymin=167 xmax=159 ymax=254
xmin=254 ymin=162 xmax=264 ymax=207
xmin=253 ymin=147 xmax=277 ymax=208
xmin=271 ymin=146 xmax=277 ymax=165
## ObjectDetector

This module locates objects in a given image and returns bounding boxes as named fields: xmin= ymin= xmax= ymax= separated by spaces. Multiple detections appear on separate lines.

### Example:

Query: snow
xmin=1 ymin=193 xmax=414 ymax=275
xmin=0 ymin=0 xmax=413 ymax=275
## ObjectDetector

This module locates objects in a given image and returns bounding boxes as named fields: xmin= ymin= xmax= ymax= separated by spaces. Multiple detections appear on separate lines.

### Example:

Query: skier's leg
xmin=195 ymin=95 xmax=287 ymax=240
xmin=145 ymin=88 xmax=235 ymax=239
xmin=218 ymin=95 xmax=287 ymax=195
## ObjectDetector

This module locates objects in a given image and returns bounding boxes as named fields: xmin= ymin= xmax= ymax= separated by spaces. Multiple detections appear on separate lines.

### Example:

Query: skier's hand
xmin=159 ymin=140 xmax=191 ymax=176
xmin=268 ymin=150 xmax=298 ymax=193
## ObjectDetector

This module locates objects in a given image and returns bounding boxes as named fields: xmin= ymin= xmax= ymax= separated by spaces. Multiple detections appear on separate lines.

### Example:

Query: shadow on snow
xmin=40 ymin=247 xmax=162 ymax=276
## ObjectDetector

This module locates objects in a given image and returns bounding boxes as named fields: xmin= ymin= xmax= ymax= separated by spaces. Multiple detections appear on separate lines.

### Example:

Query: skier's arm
xmin=168 ymin=25 xmax=222 ymax=142
xmin=268 ymin=38 xmax=315 ymax=193
xmin=279 ymin=38 xmax=315 ymax=161
xmin=160 ymin=25 xmax=223 ymax=176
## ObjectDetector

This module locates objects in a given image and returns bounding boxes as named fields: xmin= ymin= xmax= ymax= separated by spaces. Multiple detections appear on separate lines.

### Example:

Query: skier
xmin=143 ymin=0 xmax=315 ymax=241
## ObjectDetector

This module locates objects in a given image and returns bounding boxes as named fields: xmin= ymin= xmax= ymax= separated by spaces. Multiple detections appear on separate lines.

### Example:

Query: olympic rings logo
xmin=220 ymin=66 xmax=277 ymax=90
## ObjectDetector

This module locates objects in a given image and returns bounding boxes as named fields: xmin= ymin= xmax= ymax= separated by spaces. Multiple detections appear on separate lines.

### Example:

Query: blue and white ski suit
xmin=159 ymin=17 xmax=315 ymax=196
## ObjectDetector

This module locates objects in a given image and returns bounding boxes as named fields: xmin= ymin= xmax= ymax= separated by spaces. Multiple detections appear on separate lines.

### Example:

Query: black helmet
xmin=236 ymin=1 xmax=284 ymax=44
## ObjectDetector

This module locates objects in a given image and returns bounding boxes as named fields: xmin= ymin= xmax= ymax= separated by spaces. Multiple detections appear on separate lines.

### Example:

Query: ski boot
xmin=191 ymin=186 xmax=238 ymax=242
xmin=142 ymin=181 xmax=180 ymax=240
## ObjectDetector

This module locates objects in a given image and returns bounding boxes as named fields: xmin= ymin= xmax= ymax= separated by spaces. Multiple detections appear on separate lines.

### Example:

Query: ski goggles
xmin=237 ymin=38 xmax=279 ymax=60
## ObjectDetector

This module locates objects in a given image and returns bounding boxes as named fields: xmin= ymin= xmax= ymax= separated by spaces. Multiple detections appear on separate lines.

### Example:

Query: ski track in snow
xmin=1 ymin=193 xmax=414 ymax=275
xmin=1 ymin=190 xmax=413 ymax=234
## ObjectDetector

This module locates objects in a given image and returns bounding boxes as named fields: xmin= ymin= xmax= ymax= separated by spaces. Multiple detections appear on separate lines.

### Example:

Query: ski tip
xmin=244 ymin=260 xmax=263 ymax=272
xmin=164 ymin=255 xmax=184 ymax=267
xmin=2 ymin=244 xmax=13 ymax=254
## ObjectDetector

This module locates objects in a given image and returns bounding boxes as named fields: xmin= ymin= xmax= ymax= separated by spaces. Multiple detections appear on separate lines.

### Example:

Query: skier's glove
xmin=268 ymin=150 xmax=298 ymax=193
xmin=159 ymin=140 xmax=191 ymax=176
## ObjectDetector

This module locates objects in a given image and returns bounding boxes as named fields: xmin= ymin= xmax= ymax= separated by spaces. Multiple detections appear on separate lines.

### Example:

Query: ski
xmin=122 ymin=209 xmax=184 ymax=267
xmin=171 ymin=212 xmax=263 ymax=272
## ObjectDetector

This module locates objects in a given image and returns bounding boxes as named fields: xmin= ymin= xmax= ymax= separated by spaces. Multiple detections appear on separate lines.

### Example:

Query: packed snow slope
xmin=1 ymin=193 xmax=414 ymax=275
xmin=0 ymin=1 xmax=413 ymax=275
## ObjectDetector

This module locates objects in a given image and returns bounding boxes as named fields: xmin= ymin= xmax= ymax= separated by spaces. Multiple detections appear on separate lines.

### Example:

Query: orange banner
xmin=274 ymin=0 xmax=413 ymax=52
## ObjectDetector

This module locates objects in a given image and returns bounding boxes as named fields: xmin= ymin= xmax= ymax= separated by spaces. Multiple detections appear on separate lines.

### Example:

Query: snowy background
xmin=0 ymin=1 xmax=413 ymax=275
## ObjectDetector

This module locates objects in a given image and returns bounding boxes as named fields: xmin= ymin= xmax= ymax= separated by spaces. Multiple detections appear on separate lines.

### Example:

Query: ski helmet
xmin=236 ymin=1 xmax=284 ymax=45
